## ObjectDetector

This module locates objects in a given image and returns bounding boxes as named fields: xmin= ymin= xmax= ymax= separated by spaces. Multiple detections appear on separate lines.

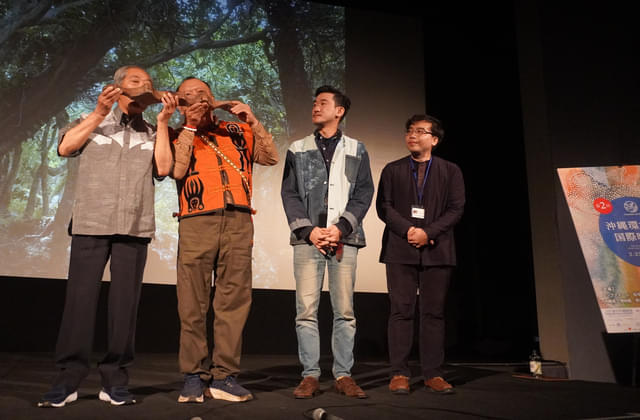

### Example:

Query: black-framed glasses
xmin=406 ymin=128 xmax=433 ymax=136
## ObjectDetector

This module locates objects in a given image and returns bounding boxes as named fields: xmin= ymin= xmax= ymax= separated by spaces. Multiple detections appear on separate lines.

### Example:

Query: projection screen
xmin=0 ymin=1 xmax=424 ymax=292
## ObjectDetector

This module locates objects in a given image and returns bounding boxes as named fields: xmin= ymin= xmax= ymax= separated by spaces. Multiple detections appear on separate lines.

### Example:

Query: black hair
xmin=405 ymin=114 xmax=445 ymax=144
xmin=315 ymin=85 xmax=351 ymax=122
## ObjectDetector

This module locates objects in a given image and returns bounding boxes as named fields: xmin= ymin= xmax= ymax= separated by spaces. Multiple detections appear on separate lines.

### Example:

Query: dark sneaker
xmin=208 ymin=376 xmax=253 ymax=402
xmin=178 ymin=373 xmax=205 ymax=403
xmin=293 ymin=376 xmax=320 ymax=399
xmin=389 ymin=375 xmax=410 ymax=395
xmin=99 ymin=386 xmax=136 ymax=405
xmin=334 ymin=376 xmax=368 ymax=398
xmin=37 ymin=385 xmax=78 ymax=408
xmin=424 ymin=376 xmax=454 ymax=394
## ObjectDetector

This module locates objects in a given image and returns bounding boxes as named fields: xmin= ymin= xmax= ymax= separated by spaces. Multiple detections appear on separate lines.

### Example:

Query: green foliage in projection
xmin=295 ymin=1 xmax=345 ymax=91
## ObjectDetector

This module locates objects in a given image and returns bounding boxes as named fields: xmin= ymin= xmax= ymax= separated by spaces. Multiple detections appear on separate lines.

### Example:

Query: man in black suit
xmin=376 ymin=114 xmax=465 ymax=394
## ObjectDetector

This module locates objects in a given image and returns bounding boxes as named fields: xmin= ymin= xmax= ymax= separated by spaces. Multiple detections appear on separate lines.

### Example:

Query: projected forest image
xmin=0 ymin=0 xmax=345 ymax=284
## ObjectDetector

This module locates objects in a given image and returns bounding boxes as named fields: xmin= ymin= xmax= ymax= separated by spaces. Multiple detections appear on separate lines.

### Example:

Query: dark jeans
xmin=386 ymin=264 xmax=452 ymax=380
xmin=53 ymin=234 xmax=149 ymax=391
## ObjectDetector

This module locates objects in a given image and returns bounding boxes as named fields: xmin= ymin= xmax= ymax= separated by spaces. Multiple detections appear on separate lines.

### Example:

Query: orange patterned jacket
xmin=174 ymin=121 xmax=255 ymax=218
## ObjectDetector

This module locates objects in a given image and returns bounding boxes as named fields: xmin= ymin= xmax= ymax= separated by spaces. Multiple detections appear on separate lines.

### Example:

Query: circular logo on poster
xmin=599 ymin=197 xmax=640 ymax=266
xmin=624 ymin=200 xmax=638 ymax=214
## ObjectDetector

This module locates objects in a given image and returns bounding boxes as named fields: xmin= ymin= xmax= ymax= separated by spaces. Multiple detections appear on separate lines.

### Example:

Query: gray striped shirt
xmin=61 ymin=107 xmax=158 ymax=238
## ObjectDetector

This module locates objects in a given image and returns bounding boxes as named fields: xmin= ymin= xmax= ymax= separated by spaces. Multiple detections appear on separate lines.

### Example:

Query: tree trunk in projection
xmin=50 ymin=109 xmax=76 ymax=244
xmin=0 ymin=144 xmax=23 ymax=214
xmin=0 ymin=151 xmax=9 ymax=189
xmin=24 ymin=121 xmax=52 ymax=219
xmin=261 ymin=0 xmax=312 ymax=141
xmin=0 ymin=0 xmax=52 ymax=46
xmin=51 ymin=158 xmax=77 ymax=240
xmin=40 ymin=124 xmax=59 ymax=217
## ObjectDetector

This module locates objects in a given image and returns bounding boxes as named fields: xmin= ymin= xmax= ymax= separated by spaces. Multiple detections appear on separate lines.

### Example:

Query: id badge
xmin=411 ymin=204 xmax=425 ymax=219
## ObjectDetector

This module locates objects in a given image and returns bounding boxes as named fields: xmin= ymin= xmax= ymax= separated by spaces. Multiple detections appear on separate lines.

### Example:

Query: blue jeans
xmin=293 ymin=244 xmax=358 ymax=379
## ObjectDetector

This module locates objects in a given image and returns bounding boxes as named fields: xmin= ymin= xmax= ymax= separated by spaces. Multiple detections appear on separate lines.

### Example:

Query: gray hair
xmin=113 ymin=65 xmax=144 ymax=86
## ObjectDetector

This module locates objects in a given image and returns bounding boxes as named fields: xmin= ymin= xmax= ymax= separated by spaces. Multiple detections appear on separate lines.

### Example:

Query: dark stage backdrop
xmin=517 ymin=1 xmax=640 ymax=383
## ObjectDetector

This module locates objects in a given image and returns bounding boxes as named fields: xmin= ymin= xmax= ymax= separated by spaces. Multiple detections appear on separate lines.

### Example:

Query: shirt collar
xmin=314 ymin=128 xmax=342 ymax=143
xmin=113 ymin=106 xmax=143 ymax=127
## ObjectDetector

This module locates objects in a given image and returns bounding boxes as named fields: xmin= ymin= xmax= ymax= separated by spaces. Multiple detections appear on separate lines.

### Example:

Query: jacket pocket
xmin=345 ymin=155 xmax=360 ymax=183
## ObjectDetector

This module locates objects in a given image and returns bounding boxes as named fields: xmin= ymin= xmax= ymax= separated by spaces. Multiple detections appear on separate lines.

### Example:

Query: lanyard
xmin=410 ymin=157 xmax=432 ymax=203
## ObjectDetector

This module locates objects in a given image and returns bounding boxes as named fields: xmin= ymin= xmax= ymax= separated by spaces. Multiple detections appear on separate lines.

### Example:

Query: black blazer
xmin=376 ymin=155 xmax=465 ymax=266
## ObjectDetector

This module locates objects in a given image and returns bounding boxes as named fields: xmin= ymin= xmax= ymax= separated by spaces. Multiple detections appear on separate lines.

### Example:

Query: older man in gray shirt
xmin=38 ymin=66 xmax=175 ymax=408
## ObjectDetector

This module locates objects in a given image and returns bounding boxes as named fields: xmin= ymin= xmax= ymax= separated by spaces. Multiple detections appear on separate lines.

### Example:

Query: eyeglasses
xmin=406 ymin=128 xmax=433 ymax=136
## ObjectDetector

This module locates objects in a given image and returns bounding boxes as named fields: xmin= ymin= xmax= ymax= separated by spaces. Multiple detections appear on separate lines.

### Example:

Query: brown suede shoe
xmin=424 ymin=376 xmax=454 ymax=394
xmin=334 ymin=376 xmax=368 ymax=398
xmin=293 ymin=376 xmax=319 ymax=399
xmin=389 ymin=375 xmax=410 ymax=394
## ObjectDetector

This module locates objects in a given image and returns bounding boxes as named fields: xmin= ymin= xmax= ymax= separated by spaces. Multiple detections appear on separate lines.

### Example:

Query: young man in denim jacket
xmin=281 ymin=85 xmax=374 ymax=399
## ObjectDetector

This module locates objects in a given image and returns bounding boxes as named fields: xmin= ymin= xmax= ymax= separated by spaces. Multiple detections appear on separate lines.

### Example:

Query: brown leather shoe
xmin=389 ymin=375 xmax=410 ymax=394
xmin=293 ymin=376 xmax=319 ymax=399
xmin=424 ymin=376 xmax=454 ymax=394
xmin=334 ymin=376 xmax=368 ymax=398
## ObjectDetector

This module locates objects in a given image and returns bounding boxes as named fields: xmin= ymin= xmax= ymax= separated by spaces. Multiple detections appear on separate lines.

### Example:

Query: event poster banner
xmin=558 ymin=166 xmax=640 ymax=333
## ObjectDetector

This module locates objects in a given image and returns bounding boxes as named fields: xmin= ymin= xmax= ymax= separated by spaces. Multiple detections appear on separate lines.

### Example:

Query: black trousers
xmin=386 ymin=263 xmax=452 ymax=380
xmin=53 ymin=234 xmax=149 ymax=391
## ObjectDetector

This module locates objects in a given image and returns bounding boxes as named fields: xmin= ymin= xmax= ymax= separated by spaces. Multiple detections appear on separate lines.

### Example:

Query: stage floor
xmin=1 ymin=353 xmax=639 ymax=420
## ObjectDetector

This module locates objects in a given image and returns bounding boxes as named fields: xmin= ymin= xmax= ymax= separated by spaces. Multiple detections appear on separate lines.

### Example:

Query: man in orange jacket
xmin=170 ymin=77 xmax=278 ymax=403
